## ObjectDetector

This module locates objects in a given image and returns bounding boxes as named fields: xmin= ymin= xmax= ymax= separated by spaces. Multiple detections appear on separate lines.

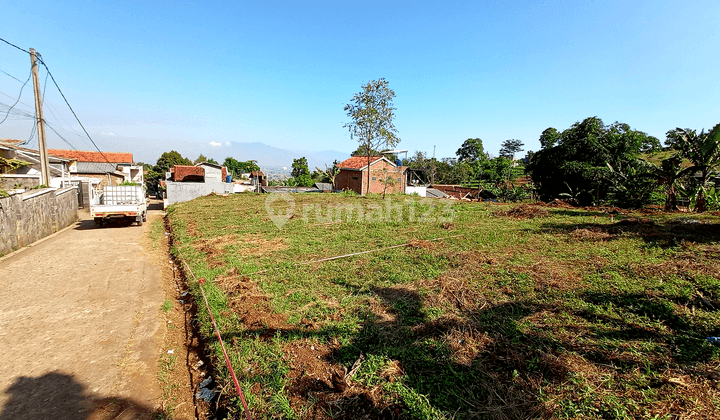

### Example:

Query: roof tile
xmin=337 ymin=156 xmax=385 ymax=170
xmin=48 ymin=149 xmax=133 ymax=163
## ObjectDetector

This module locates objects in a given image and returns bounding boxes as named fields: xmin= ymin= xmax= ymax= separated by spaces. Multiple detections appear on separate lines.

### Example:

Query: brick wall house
xmin=335 ymin=156 xmax=406 ymax=195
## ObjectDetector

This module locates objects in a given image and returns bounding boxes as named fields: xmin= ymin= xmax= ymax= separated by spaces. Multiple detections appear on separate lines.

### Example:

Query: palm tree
xmin=666 ymin=123 xmax=720 ymax=212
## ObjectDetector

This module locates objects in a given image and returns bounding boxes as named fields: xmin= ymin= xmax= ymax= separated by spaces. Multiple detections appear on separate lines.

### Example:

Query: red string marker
xmin=197 ymin=278 xmax=253 ymax=420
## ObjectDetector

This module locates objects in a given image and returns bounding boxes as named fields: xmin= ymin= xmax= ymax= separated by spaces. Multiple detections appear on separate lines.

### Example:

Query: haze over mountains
xmin=82 ymin=134 xmax=350 ymax=170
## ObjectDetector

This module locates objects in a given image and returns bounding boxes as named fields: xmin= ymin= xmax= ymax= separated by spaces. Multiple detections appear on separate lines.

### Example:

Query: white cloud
xmin=209 ymin=141 xmax=222 ymax=147
xmin=102 ymin=132 xmax=116 ymax=136
xmin=225 ymin=141 xmax=230 ymax=146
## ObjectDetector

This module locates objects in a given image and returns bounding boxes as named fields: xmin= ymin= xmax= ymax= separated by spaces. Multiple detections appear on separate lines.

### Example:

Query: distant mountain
xmin=73 ymin=135 xmax=349 ymax=169
xmin=223 ymin=142 xmax=348 ymax=169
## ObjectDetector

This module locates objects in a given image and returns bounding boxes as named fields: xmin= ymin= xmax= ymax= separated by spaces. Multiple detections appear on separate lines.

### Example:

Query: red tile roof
xmin=337 ymin=156 xmax=385 ymax=170
xmin=48 ymin=149 xmax=133 ymax=163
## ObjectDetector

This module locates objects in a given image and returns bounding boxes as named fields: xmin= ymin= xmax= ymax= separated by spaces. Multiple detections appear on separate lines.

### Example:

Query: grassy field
xmin=166 ymin=193 xmax=720 ymax=419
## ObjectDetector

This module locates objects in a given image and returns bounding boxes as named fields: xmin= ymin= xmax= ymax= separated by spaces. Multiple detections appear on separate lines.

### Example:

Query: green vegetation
xmin=161 ymin=299 xmax=173 ymax=314
xmin=168 ymin=193 xmax=720 ymax=419
xmin=344 ymin=78 xmax=401 ymax=195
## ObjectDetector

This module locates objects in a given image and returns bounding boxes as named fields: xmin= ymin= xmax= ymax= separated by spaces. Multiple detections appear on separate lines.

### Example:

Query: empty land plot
xmin=167 ymin=193 xmax=720 ymax=419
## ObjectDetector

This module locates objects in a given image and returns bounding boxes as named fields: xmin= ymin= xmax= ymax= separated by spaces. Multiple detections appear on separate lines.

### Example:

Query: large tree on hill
xmin=456 ymin=138 xmax=485 ymax=163
xmin=665 ymin=123 xmax=720 ymax=212
xmin=344 ymin=78 xmax=400 ymax=194
xmin=155 ymin=151 xmax=192 ymax=178
xmin=499 ymin=139 xmax=524 ymax=159
xmin=527 ymin=117 xmax=660 ymax=206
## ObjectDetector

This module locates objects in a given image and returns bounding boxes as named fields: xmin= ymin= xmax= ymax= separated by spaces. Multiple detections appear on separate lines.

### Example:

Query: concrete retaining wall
xmin=0 ymin=186 xmax=78 ymax=256
xmin=166 ymin=181 xmax=233 ymax=205
xmin=0 ymin=174 xmax=41 ymax=190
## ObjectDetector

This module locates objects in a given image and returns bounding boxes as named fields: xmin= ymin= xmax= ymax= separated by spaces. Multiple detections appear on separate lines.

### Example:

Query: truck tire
xmin=94 ymin=217 xmax=103 ymax=227
xmin=142 ymin=212 xmax=147 ymax=222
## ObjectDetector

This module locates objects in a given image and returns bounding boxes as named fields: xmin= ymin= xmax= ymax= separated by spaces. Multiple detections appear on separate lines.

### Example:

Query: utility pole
xmin=431 ymin=145 xmax=436 ymax=184
xmin=30 ymin=48 xmax=50 ymax=186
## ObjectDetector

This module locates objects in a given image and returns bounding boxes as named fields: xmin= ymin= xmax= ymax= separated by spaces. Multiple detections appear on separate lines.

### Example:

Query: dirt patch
xmin=495 ymin=204 xmax=550 ymax=219
xmin=186 ymin=220 xmax=201 ymax=237
xmin=237 ymin=233 xmax=287 ymax=256
xmin=407 ymin=239 xmax=437 ymax=250
xmin=524 ymin=259 xmax=583 ymax=291
xmin=419 ymin=275 xmax=485 ymax=312
xmin=283 ymin=341 xmax=405 ymax=419
xmin=569 ymin=227 xmax=613 ymax=241
xmin=546 ymin=199 xmax=576 ymax=209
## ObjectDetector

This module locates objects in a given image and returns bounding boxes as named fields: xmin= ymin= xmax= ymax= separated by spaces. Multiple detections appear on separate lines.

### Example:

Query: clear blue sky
xmin=1 ymin=0 xmax=719 ymax=165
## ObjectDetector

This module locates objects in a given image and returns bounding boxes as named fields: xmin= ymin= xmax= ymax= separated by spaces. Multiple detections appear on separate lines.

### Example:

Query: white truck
xmin=90 ymin=184 xmax=147 ymax=227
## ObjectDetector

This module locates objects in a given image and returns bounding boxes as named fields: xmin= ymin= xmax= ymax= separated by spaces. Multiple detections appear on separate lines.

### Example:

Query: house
xmin=47 ymin=149 xmax=142 ymax=187
xmin=165 ymin=162 xmax=232 ymax=206
xmin=0 ymin=140 xmax=73 ymax=189
xmin=334 ymin=156 xmax=407 ymax=195
xmin=250 ymin=170 xmax=267 ymax=187
xmin=196 ymin=161 xmax=228 ymax=182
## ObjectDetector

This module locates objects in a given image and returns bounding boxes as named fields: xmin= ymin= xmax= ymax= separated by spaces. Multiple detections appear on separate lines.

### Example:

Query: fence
xmin=0 ymin=186 xmax=78 ymax=256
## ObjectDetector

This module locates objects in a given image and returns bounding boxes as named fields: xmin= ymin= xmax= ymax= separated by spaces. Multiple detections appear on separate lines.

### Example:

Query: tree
xmin=291 ymin=157 xmax=309 ymax=178
xmin=499 ymin=139 xmax=524 ymax=159
xmin=224 ymin=157 xmax=260 ymax=177
xmin=207 ymin=157 xmax=219 ymax=165
xmin=527 ymin=117 xmax=658 ymax=206
xmin=290 ymin=157 xmax=313 ymax=187
xmin=315 ymin=161 xmax=340 ymax=185
xmin=647 ymin=155 xmax=688 ymax=211
xmin=344 ymin=78 xmax=401 ymax=195
xmin=155 ymin=151 xmax=192 ymax=176
xmin=665 ymin=123 xmax=720 ymax=211
xmin=378 ymin=167 xmax=396 ymax=199
xmin=456 ymin=138 xmax=485 ymax=163
xmin=194 ymin=154 xmax=207 ymax=164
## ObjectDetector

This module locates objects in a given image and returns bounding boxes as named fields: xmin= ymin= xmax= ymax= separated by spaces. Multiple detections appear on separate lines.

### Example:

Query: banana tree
xmin=666 ymin=123 xmax=720 ymax=212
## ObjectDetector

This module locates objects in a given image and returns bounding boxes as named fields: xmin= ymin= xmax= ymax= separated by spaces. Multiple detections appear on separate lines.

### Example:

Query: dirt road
xmin=0 ymin=203 xmax=166 ymax=419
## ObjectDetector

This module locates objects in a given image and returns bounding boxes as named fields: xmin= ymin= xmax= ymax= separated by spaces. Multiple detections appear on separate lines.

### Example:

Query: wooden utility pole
xmin=30 ymin=48 xmax=50 ymax=186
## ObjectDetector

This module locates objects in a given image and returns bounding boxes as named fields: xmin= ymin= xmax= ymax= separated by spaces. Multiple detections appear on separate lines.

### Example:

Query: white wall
xmin=405 ymin=186 xmax=427 ymax=197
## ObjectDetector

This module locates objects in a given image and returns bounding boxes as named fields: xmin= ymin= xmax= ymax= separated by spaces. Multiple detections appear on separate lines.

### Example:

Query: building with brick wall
xmin=334 ymin=156 xmax=406 ymax=195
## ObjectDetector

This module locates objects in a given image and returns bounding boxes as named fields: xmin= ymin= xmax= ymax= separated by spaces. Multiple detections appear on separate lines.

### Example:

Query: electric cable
xmin=1 ymin=68 xmax=24 ymax=83
xmin=0 ymin=37 xmax=30 ymax=54
xmin=0 ymin=71 xmax=31 ymax=125
xmin=35 ymin=53 xmax=112 ymax=164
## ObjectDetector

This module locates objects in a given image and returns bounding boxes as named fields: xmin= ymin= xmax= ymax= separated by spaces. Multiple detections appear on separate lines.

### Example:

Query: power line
xmin=0 ymin=71 xmax=31 ymax=125
xmin=1 ymin=68 xmax=24 ymax=83
xmin=35 ymin=53 xmax=112 ymax=164
xmin=44 ymin=121 xmax=77 ymax=150
xmin=0 ymin=37 xmax=30 ymax=54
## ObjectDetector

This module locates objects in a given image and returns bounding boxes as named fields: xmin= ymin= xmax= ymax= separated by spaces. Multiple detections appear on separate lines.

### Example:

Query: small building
xmin=0 ymin=140 xmax=73 ymax=189
xmin=196 ymin=161 xmax=227 ymax=182
xmin=165 ymin=162 xmax=232 ymax=206
xmin=250 ymin=170 xmax=267 ymax=187
xmin=334 ymin=156 xmax=406 ymax=195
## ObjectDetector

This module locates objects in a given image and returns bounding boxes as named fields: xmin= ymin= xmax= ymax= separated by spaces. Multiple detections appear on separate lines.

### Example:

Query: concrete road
xmin=0 ymin=202 xmax=165 ymax=419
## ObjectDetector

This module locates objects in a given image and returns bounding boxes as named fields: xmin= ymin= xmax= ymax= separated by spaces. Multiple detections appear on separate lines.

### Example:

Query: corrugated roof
xmin=76 ymin=162 xmax=119 ymax=174
xmin=337 ymin=156 xmax=385 ymax=170
xmin=48 ymin=149 xmax=133 ymax=163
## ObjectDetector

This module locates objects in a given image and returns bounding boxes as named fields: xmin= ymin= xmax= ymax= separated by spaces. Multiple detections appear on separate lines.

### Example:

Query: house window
xmin=397 ymin=178 xmax=401 ymax=182
xmin=371 ymin=177 xmax=376 ymax=181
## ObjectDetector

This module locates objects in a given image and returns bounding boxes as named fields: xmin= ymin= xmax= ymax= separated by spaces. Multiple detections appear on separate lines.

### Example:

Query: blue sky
xmin=1 ymin=0 xmax=719 ymax=165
